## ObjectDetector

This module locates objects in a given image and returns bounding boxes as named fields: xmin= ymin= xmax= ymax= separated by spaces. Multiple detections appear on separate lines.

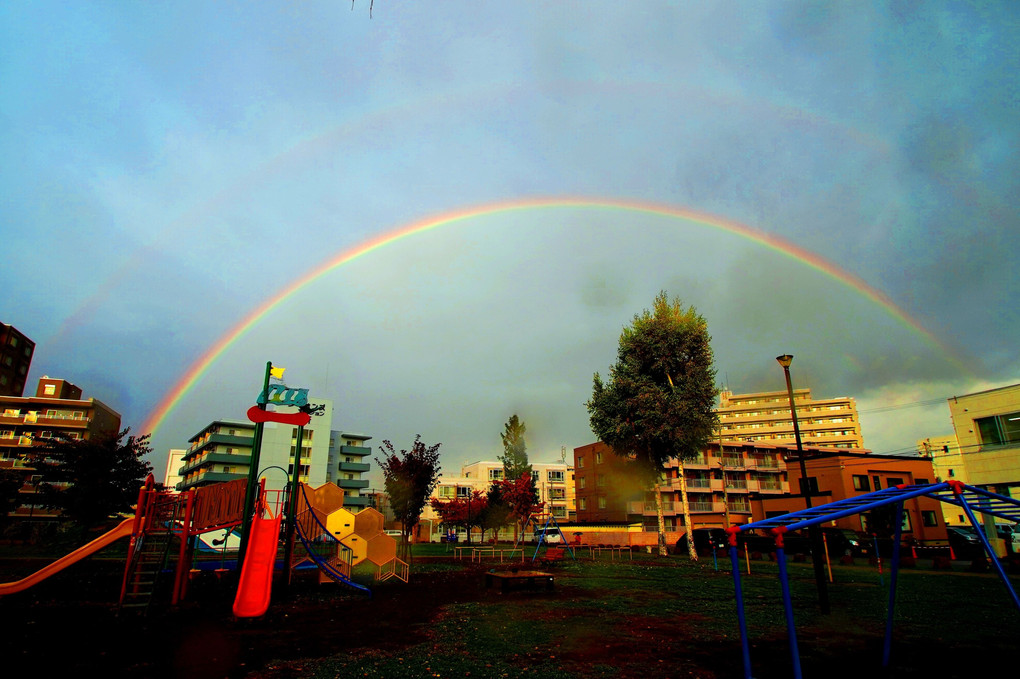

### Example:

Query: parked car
xmin=675 ymin=528 xmax=728 ymax=555
xmin=533 ymin=527 xmax=562 ymax=544
xmin=946 ymin=526 xmax=984 ymax=560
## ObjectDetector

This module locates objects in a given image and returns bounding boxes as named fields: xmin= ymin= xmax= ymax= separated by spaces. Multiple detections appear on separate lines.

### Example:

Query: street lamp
xmin=776 ymin=355 xmax=810 ymax=508
xmin=776 ymin=353 xmax=830 ymax=614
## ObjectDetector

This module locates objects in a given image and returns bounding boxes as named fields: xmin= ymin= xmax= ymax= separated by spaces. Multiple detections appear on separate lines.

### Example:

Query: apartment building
xmin=177 ymin=420 xmax=255 ymax=490
xmin=176 ymin=399 xmax=373 ymax=510
xmin=766 ymin=448 xmax=946 ymax=542
xmin=326 ymin=430 xmax=372 ymax=509
xmin=946 ymin=383 xmax=1020 ymax=493
xmin=573 ymin=440 xmax=789 ymax=530
xmin=0 ymin=377 xmax=121 ymax=518
xmin=717 ymin=388 xmax=864 ymax=449
xmin=0 ymin=322 xmax=35 ymax=397
xmin=420 ymin=458 xmax=576 ymax=541
xmin=461 ymin=460 xmax=575 ymax=522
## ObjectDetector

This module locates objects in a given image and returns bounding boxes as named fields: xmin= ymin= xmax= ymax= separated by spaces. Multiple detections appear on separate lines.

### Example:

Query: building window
xmin=597 ymin=496 xmax=606 ymax=509
xmin=547 ymin=470 xmax=564 ymax=482
xmin=921 ymin=511 xmax=938 ymax=527
xmin=577 ymin=456 xmax=585 ymax=468
xmin=488 ymin=468 xmax=504 ymax=481
xmin=595 ymin=451 xmax=603 ymax=464
xmin=799 ymin=477 xmax=819 ymax=495
xmin=916 ymin=478 xmax=929 ymax=485
xmin=43 ymin=384 xmax=55 ymax=396
xmin=872 ymin=475 xmax=881 ymax=490
xmin=948 ymin=468 xmax=955 ymax=477
xmin=578 ymin=476 xmax=586 ymax=489
xmin=579 ymin=498 xmax=587 ymax=511
xmin=597 ymin=474 xmax=606 ymax=487
xmin=852 ymin=475 xmax=870 ymax=492
xmin=887 ymin=477 xmax=904 ymax=488
xmin=975 ymin=412 xmax=1020 ymax=446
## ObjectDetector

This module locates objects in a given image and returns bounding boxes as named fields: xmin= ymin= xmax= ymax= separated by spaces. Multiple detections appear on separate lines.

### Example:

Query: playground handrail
xmin=293 ymin=483 xmax=371 ymax=595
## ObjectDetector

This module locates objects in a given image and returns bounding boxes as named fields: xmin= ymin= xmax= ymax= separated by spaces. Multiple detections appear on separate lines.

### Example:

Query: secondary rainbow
xmin=140 ymin=196 xmax=952 ymax=438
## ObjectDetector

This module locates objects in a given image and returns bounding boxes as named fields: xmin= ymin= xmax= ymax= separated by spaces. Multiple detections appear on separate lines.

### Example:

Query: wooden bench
xmin=539 ymin=547 xmax=566 ymax=567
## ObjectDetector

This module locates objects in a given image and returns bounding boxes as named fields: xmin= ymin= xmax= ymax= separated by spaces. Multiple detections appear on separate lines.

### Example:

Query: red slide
xmin=0 ymin=518 xmax=135 ymax=596
xmin=232 ymin=511 xmax=283 ymax=618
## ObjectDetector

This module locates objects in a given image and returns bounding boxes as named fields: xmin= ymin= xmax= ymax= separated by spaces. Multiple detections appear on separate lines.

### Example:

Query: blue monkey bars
xmin=727 ymin=480 xmax=1020 ymax=679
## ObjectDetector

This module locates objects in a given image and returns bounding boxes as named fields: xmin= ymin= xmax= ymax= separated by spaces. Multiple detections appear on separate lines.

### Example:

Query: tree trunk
xmin=677 ymin=460 xmax=698 ymax=561
xmin=654 ymin=478 xmax=668 ymax=556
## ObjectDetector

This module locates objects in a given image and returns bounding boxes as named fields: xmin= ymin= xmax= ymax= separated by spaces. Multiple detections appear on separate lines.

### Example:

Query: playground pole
xmin=239 ymin=361 xmax=273 ymax=570
xmin=774 ymin=540 xmax=803 ymax=679
xmin=726 ymin=528 xmax=753 ymax=679
xmin=953 ymin=482 xmax=1020 ymax=611
xmin=283 ymin=424 xmax=305 ymax=588
xmin=882 ymin=502 xmax=905 ymax=667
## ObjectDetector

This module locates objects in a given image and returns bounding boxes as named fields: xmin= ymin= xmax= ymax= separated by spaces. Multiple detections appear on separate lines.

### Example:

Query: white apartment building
xmin=717 ymin=388 xmax=864 ymax=449
xmin=420 ymin=458 xmax=576 ymax=542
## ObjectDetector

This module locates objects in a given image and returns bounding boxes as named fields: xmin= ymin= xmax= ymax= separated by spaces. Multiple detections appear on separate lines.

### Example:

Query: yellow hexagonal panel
xmin=353 ymin=507 xmax=384 ymax=540
xmin=340 ymin=533 xmax=368 ymax=565
xmin=325 ymin=507 xmax=356 ymax=541
xmin=366 ymin=533 xmax=397 ymax=566
xmin=305 ymin=482 xmax=345 ymax=515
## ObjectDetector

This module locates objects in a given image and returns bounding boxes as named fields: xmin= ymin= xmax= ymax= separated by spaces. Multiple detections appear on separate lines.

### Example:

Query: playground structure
xmin=726 ymin=480 xmax=1020 ymax=679
xmin=524 ymin=512 xmax=576 ymax=564
xmin=291 ymin=481 xmax=408 ymax=588
xmin=1 ymin=474 xmax=404 ymax=616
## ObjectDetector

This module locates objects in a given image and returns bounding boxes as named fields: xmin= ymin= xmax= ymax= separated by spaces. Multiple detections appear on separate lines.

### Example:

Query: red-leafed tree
xmin=376 ymin=435 xmax=442 ymax=562
xmin=498 ymin=471 xmax=544 ymax=541
xmin=430 ymin=491 xmax=487 ymax=543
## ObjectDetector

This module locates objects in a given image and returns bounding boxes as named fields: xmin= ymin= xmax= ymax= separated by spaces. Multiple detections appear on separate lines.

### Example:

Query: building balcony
xmin=177 ymin=471 xmax=247 ymax=490
xmin=339 ymin=444 xmax=371 ymax=456
xmin=690 ymin=501 xmax=727 ymax=513
xmin=337 ymin=478 xmax=370 ymax=490
xmin=682 ymin=456 xmax=711 ymax=469
xmin=683 ymin=478 xmax=724 ymax=492
xmin=745 ymin=458 xmax=782 ymax=470
xmin=751 ymin=480 xmax=787 ymax=493
xmin=187 ymin=433 xmax=253 ymax=455
xmin=726 ymin=502 xmax=752 ymax=514
xmin=627 ymin=501 xmax=677 ymax=515
xmin=724 ymin=480 xmax=749 ymax=492
xmin=337 ymin=461 xmax=370 ymax=473
xmin=178 ymin=452 xmax=251 ymax=476
xmin=344 ymin=495 xmax=370 ymax=508
xmin=720 ymin=457 xmax=745 ymax=469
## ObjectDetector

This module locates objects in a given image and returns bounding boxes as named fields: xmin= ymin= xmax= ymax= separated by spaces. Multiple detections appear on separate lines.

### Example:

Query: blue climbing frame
xmin=727 ymin=480 xmax=1020 ymax=679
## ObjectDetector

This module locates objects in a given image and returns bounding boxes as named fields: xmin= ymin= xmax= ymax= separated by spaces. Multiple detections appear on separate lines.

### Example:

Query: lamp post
xmin=776 ymin=354 xmax=830 ymax=614
xmin=776 ymin=355 xmax=810 ymax=507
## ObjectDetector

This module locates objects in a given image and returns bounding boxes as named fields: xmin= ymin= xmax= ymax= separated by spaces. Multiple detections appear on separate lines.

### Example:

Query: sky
xmin=2 ymin=2 xmax=1018 ymax=486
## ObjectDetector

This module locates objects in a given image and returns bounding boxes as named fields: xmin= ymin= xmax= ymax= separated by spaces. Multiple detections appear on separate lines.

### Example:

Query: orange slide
xmin=0 ymin=518 xmax=135 ymax=596
xmin=232 ymin=511 xmax=282 ymax=618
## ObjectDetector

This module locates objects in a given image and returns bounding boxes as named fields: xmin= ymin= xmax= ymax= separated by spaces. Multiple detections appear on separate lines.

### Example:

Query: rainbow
xmin=140 ymin=196 xmax=954 ymax=438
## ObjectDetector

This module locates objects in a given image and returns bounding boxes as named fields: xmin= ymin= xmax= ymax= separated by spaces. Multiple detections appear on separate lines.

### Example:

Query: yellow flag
xmin=270 ymin=366 xmax=285 ymax=380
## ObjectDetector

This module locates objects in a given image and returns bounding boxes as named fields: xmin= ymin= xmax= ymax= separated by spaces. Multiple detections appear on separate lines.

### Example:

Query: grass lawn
xmin=302 ymin=548 xmax=1020 ymax=679
xmin=2 ymin=538 xmax=1016 ymax=678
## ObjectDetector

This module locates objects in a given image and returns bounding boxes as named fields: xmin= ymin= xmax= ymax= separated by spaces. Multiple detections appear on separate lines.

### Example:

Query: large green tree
xmin=36 ymin=429 xmax=153 ymax=529
xmin=376 ymin=434 xmax=442 ymax=562
xmin=587 ymin=292 xmax=718 ymax=557
xmin=498 ymin=414 xmax=532 ymax=480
